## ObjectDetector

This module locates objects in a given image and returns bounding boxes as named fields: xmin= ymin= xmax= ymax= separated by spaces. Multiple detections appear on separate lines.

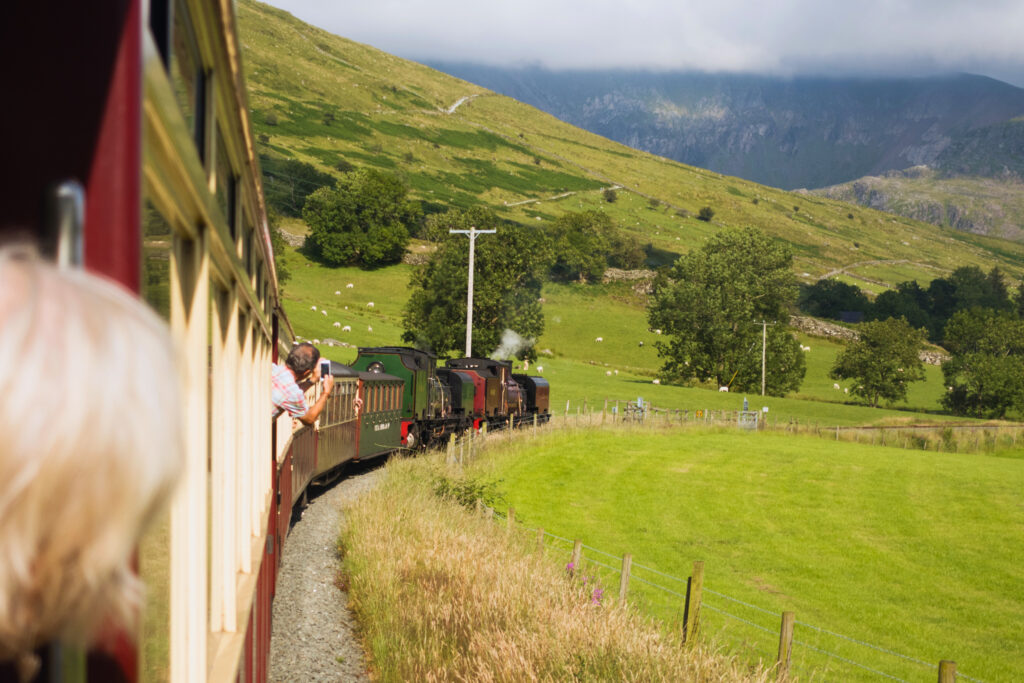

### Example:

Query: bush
xmin=603 ymin=188 xmax=618 ymax=203
xmin=697 ymin=206 xmax=715 ymax=222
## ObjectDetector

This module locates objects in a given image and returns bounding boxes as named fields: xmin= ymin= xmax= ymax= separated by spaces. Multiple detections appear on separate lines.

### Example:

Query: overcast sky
xmin=263 ymin=0 xmax=1024 ymax=88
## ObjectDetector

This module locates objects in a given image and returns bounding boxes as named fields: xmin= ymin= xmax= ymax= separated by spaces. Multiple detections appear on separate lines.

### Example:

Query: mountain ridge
xmin=423 ymin=62 xmax=1024 ymax=191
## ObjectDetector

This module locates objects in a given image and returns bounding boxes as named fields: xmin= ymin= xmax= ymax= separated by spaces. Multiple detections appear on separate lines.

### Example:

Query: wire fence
xmin=439 ymin=417 xmax=1003 ymax=682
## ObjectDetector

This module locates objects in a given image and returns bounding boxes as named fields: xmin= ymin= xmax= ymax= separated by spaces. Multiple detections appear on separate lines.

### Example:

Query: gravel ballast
xmin=269 ymin=462 xmax=382 ymax=682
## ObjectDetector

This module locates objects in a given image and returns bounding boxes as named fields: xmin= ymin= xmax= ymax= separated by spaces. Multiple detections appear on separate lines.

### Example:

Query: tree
xmin=302 ymin=169 xmax=421 ymax=268
xmin=799 ymin=279 xmax=869 ymax=320
xmin=697 ymin=206 xmax=715 ymax=222
xmin=830 ymin=317 xmax=926 ymax=407
xmin=869 ymin=281 xmax=931 ymax=332
xmin=402 ymin=208 xmax=554 ymax=360
xmin=259 ymin=154 xmax=335 ymax=217
xmin=648 ymin=226 xmax=805 ymax=394
xmin=941 ymin=309 xmax=1024 ymax=418
xmin=602 ymin=188 xmax=618 ymax=203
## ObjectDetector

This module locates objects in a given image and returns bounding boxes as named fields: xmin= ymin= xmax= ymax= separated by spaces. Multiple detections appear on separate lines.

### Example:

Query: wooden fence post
xmin=683 ymin=560 xmax=704 ymax=643
xmin=448 ymin=433 xmax=455 ymax=462
xmin=533 ymin=412 xmax=538 ymax=435
xmin=570 ymin=540 xmax=582 ymax=577
xmin=536 ymin=527 xmax=544 ymax=552
xmin=777 ymin=611 xmax=795 ymax=680
xmin=619 ymin=554 xmax=633 ymax=600
xmin=507 ymin=507 xmax=515 ymax=531
xmin=937 ymin=660 xmax=956 ymax=683
xmin=565 ymin=399 xmax=570 ymax=416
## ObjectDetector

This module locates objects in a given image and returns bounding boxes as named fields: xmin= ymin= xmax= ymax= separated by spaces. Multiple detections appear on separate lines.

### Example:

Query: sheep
xmin=833 ymin=383 xmax=841 ymax=390
xmin=334 ymin=290 xmax=341 ymax=295
xmin=654 ymin=329 xmax=662 ymax=335
xmin=342 ymin=325 xmax=351 ymax=332
xmin=652 ymin=379 xmax=661 ymax=385
xmin=346 ymin=283 xmax=354 ymax=288
xmin=310 ymin=305 xmax=317 ymax=311
xmin=638 ymin=341 xmax=644 ymax=347
xmin=367 ymin=325 xmax=373 ymax=332
xmin=537 ymin=366 xmax=543 ymax=373
xmin=313 ymin=339 xmax=320 ymax=344
xmin=367 ymin=302 xmax=375 ymax=308
xmin=321 ymin=310 xmax=327 ymax=316
xmin=719 ymin=386 xmax=729 ymax=392
xmin=333 ymin=322 xmax=341 ymax=328
xmin=844 ymin=388 xmax=849 ymax=394
xmin=595 ymin=337 xmax=603 ymax=342
xmin=613 ymin=370 xmax=618 ymax=375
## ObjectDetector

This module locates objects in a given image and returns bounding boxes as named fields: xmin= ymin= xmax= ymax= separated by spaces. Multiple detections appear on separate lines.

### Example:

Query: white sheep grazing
xmin=595 ymin=337 xmax=603 ymax=342
xmin=803 ymin=346 xmax=810 ymax=352
xmin=333 ymin=322 xmax=341 ymax=328
xmin=311 ymin=305 xmax=317 ymax=311
xmin=652 ymin=379 xmax=661 ymax=385
xmin=536 ymin=366 xmax=543 ymax=373
xmin=342 ymin=325 xmax=351 ymax=332
xmin=313 ymin=339 xmax=320 ymax=344
xmin=334 ymin=290 xmax=341 ymax=295
xmin=833 ymin=383 xmax=841 ymax=390
xmin=654 ymin=329 xmax=662 ymax=335
xmin=844 ymin=388 xmax=849 ymax=394
xmin=614 ymin=370 xmax=618 ymax=375
xmin=719 ymin=386 xmax=729 ymax=392
xmin=367 ymin=325 xmax=373 ymax=332
xmin=321 ymin=310 xmax=328 ymax=316
xmin=606 ymin=370 xmax=612 ymax=376
xmin=346 ymin=283 xmax=354 ymax=288
xmin=367 ymin=302 xmax=375 ymax=308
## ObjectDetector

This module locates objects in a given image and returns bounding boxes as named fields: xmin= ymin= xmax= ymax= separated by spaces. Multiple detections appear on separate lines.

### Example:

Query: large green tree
xmin=941 ymin=309 xmax=1024 ymax=418
xmin=548 ymin=211 xmax=643 ymax=282
xmin=830 ymin=317 xmax=927 ymax=407
xmin=648 ymin=226 xmax=805 ymax=394
xmin=402 ymin=208 xmax=554 ymax=359
xmin=302 ymin=169 xmax=420 ymax=267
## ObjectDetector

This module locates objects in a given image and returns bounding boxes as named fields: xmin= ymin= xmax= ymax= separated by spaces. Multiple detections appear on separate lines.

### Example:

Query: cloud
xmin=266 ymin=0 xmax=1024 ymax=86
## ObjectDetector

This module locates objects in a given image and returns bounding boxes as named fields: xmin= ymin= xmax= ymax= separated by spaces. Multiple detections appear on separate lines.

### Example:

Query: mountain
xmin=810 ymin=118 xmax=1024 ymax=241
xmin=237 ymin=0 xmax=1024 ymax=291
xmin=423 ymin=63 xmax=1024 ymax=191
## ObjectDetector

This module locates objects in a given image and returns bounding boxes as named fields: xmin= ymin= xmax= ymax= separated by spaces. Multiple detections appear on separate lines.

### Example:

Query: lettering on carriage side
xmin=374 ymin=422 xmax=392 ymax=432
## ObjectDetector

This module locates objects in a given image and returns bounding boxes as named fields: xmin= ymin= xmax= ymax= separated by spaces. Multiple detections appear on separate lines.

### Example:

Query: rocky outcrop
xmin=789 ymin=315 xmax=950 ymax=365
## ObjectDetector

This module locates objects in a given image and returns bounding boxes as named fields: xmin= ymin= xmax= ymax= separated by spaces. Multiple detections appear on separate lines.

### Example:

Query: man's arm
xmin=297 ymin=374 xmax=334 ymax=425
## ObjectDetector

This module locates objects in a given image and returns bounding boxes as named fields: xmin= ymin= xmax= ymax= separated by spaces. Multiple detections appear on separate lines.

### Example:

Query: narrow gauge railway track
xmin=269 ymin=460 xmax=385 ymax=682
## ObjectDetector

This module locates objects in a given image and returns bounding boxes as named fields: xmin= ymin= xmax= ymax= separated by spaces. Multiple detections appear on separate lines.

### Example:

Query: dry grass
xmin=339 ymin=455 xmax=773 ymax=682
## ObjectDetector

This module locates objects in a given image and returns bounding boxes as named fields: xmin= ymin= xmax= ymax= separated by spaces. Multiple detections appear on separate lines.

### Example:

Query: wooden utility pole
xmin=449 ymin=226 xmax=496 ymax=357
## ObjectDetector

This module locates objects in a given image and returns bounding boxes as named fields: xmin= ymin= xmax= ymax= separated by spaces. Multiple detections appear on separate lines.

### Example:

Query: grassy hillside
xmin=238 ymin=0 xmax=1024 ymax=293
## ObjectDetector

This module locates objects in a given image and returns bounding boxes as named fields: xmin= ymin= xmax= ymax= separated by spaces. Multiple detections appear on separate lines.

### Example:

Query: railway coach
xmin=3 ymin=1 xmax=297 ymax=680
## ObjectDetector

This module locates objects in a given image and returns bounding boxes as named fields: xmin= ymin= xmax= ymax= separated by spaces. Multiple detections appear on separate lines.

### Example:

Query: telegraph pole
xmin=761 ymin=320 xmax=767 ymax=396
xmin=450 ymin=226 xmax=496 ymax=357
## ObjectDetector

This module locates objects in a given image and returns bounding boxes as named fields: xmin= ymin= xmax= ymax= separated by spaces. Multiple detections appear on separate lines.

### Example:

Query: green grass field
xmin=471 ymin=427 xmax=1024 ymax=682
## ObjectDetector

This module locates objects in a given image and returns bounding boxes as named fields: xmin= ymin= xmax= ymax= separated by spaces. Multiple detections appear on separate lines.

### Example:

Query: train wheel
xmin=405 ymin=427 xmax=419 ymax=450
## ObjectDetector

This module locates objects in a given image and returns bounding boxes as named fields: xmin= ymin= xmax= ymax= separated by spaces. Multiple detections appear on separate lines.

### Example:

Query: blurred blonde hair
xmin=0 ymin=244 xmax=183 ymax=662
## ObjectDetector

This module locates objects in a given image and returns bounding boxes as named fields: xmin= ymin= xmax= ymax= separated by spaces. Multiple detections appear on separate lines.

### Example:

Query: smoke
xmin=490 ymin=329 xmax=535 ymax=360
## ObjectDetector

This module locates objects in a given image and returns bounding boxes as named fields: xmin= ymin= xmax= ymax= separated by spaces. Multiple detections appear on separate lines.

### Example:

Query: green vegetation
xmin=302 ymin=169 xmax=420 ymax=267
xmin=830 ymin=317 xmax=927 ymax=407
xmin=238 ymin=0 xmax=1024 ymax=289
xmin=402 ymin=208 xmax=551 ymax=359
xmin=475 ymin=427 xmax=1024 ymax=682
xmin=649 ymin=227 xmax=805 ymax=395
xmin=942 ymin=309 xmax=1024 ymax=418
xmin=340 ymin=453 xmax=773 ymax=682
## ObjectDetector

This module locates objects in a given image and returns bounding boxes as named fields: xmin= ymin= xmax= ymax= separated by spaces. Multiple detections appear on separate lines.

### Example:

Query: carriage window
xmin=215 ymin=128 xmax=237 ymax=239
xmin=142 ymin=201 xmax=172 ymax=320
xmin=170 ymin=0 xmax=204 ymax=154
